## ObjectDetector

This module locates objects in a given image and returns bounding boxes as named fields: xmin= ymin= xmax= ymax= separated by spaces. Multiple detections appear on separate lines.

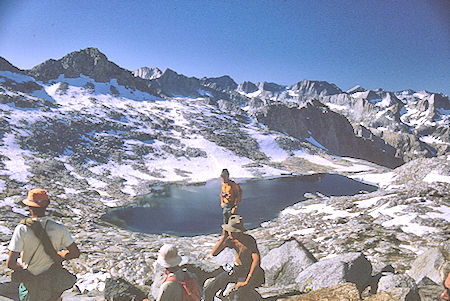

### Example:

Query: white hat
xmin=157 ymin=244 xmax=182 ymax=268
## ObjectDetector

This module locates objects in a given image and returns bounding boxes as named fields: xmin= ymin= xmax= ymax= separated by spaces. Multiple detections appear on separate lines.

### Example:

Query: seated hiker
xmin=6 ymin=188 xmax=80 ymax=301
xmin=154 ymin=244 xmax=202 ymax=301
xmin=219 ymin=169 xmax=242 ymax=224
xmin=203 ymin=215 xmax=265 ymax=301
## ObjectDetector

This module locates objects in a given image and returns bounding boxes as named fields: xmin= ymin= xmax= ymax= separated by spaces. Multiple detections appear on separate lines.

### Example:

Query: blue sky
xmin=0 ymin=0 xmax=449 ymax=95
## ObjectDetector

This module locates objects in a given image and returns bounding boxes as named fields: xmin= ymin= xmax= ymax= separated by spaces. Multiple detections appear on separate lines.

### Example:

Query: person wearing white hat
xmin=157 ymin=244 xmax=183 ymax=269
xmin=152 ymin=244 xmax=202 ymax=301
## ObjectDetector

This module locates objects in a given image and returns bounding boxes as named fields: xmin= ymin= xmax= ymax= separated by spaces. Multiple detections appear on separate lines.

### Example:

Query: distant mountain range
xmin=0 ymin=47 xmax=448 ymax=200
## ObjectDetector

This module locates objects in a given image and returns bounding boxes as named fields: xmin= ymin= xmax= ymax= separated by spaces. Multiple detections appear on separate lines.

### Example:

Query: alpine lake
xmin=102 ymin=174 xmax=377 ymax=237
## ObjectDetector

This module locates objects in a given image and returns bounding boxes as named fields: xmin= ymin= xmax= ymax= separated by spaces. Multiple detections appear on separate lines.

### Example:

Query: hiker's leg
xmin=52 ymin=290 xmax=63 ymax=301
xmin=19 ymin=281 xmax=53 ymax=301
xmin=53 ymin=291 xmax=63 ymax=301
xmin=232 ymin=285 xmax=258 ymax=301
xmin=203 ymin=270 xmax=233 ymax=301
xmin=231 ymin=274 xmax=261 ymax=301
xmin=18 ymin=283 xmax=29 ymax=301
xmin=223 ymin=206 xmax=232 ymax=224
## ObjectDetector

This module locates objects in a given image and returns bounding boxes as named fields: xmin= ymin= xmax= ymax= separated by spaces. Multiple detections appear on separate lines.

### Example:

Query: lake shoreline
xmin=101 ymin=173 xmax=377 ymax=236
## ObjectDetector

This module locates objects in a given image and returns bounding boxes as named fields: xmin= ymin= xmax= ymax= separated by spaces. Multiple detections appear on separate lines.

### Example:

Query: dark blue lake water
xmin=105 ymin=174 xmax=376 ymax=236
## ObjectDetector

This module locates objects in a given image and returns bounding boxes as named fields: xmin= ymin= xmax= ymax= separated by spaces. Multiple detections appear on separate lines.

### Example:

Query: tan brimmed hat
xmin=22 ymin=188 xmax=50 ymax=208
xmin=222 ymin=215 xmax=246 ymax=232
xmin=156 ymin=244 xmax=182 ymax=268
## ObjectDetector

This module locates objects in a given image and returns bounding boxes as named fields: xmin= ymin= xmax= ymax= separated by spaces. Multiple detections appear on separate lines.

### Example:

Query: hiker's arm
xmin=57 ymin=242 xmax=80 ymax=261
xmin=211 ymin=230 xmax=229 ymax=256
xmin=6 ymin=251 xmax=23 ymax=271
xmin=235 ymin=252 xmax=260 ymax=290
xmin=220 ymin=190 xmax=225 ymax=208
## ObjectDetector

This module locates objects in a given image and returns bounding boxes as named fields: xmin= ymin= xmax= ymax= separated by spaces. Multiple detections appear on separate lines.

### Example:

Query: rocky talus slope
xmin=0 ymin=157 xmax=448 ymax=301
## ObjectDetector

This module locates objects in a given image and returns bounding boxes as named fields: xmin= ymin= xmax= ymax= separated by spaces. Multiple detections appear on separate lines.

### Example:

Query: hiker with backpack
xmin=153 ymin=244 xmax=202 ymax=301
xmin=219 ymin=169 xmax=242 ymax=224
xmin=6 ymin=188 xmax=80 ymax=301
xmin=203 ymin=215 xmax=265 ymax=301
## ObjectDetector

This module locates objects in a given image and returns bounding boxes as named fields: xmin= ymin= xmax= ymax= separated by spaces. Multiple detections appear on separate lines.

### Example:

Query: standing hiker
xmin=203 ymin=215 xmax=265 ymax=301
xmin=153 ymin=244 xmax=202 ymax=301
xmin=6 ymin=188 xmax=80 ymax=301
xmin=219 ymin=169 xmax=242 ymax=224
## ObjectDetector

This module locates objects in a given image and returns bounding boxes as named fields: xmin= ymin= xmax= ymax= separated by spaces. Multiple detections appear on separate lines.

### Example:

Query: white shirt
xmin=8 ymin=217 xmax=74 ymax=275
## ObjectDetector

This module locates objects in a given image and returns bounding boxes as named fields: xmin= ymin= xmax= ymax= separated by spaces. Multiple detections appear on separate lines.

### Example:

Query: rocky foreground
xmin=0 ymin=156 xmax=449 ymax=301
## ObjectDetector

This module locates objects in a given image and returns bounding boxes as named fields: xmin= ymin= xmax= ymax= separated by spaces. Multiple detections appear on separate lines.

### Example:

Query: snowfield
xmin=0 ymin=74 xmax=379 ymax=204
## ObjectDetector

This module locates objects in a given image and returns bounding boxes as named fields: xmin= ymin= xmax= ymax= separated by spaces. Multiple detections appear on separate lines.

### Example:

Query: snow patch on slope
xmin=423 ymin=170 xmax=450 ymax=184
xmin=0 ymin=133 xmax=33 ymax=182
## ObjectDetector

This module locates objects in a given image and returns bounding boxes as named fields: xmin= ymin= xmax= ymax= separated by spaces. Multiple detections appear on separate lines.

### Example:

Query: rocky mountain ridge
xmin=253 ymin=99 xmax=404 ymax=168
xmin=26 ymin=48 xmax=160 ymax=96
xmin=3 ymin=47 xmax=448 ymax=168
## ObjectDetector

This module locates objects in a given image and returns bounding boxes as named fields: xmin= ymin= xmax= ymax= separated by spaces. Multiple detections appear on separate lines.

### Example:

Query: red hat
xmin=22 ymin=188 xmax=50 ymax=207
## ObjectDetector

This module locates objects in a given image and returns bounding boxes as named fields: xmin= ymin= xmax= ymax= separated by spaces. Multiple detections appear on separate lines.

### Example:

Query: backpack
xmin=163 ymin=270 xmax=202 ymax=301
xmin=231 ymin=180 xmax=242 ymax=206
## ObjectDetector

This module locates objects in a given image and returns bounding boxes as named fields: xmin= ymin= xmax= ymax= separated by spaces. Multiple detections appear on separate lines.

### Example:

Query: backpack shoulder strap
xmin=26 ymin=220 xmax=63 ymax=264
xmin=181 ymin=271 xmax=202 ymax=299
xmin=163 ymin=275 xmax=178 ymax=283
xmin=19 ymin=218 xmax=42 ymax=268
xmin=162 ymin=274 xmax=186 ymax=297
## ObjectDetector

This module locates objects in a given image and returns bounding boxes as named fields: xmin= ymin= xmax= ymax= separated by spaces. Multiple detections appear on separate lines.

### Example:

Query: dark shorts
xmin=203 ymin=266 xmax=263 ymax=301
xmin=222 ymin=204 xmax=235 ymax=224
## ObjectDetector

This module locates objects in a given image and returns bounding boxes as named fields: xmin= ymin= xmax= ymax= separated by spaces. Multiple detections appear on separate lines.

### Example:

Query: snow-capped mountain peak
xmin=133 ymin=67 xmax=162 ymax=80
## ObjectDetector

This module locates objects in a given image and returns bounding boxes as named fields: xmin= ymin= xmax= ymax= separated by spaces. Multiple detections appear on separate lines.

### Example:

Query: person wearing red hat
xmin=6 ymin=188 xmax=80 ymax=301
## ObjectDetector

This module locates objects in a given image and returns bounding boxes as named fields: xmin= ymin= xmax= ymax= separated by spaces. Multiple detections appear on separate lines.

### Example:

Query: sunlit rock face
xmin=252 ymin=100 xmax=404 ymax=168
xmin=133 ymin=66 xmax=162 ymax=80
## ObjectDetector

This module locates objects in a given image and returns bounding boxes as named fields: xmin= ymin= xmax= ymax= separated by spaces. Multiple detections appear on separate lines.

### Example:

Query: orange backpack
xmin=163 ymin=271 xmax=202 ymax=301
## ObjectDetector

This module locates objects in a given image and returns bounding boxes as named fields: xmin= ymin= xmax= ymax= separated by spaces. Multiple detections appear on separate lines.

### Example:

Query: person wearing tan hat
xmin=149 ymin=244 xmax=202 ymax=301
xmin=203 ymin=215 xmax=265 ymax=301
xmin=6 ymin=188 xmax=80 ymax=301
